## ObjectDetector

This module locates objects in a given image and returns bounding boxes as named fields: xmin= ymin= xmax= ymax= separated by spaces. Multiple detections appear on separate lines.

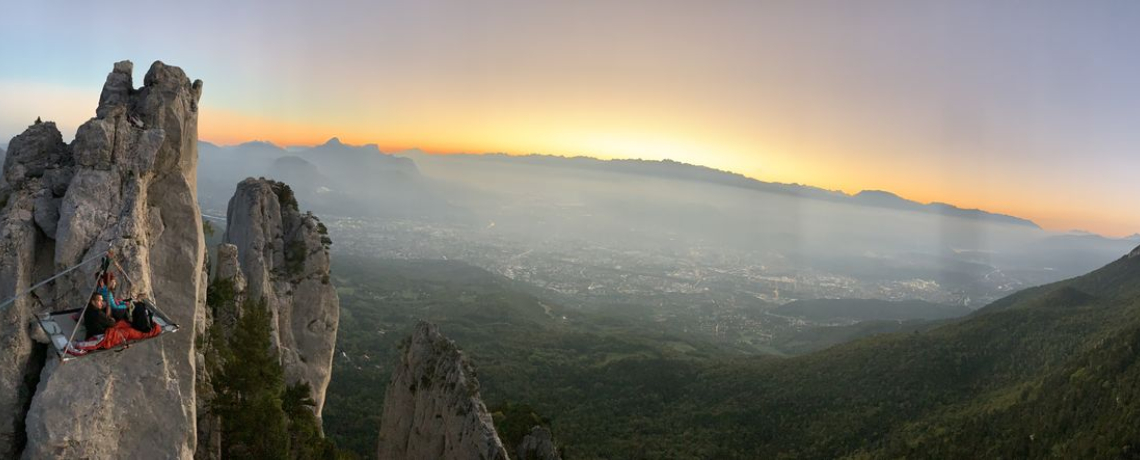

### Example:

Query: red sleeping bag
xmin=67 ymin=320 xmax=162 ymax=356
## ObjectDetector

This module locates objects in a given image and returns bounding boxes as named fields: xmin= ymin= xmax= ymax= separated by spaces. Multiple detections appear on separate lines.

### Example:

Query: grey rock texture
xmin=207 ymin=243 xmax=247 ymax=339
xmin=222 ymin=178 xmax=338 ymax=415
xmin=213 ymin=244 xmax=246 ymax=293
xmin=517 ymin=426 xmax=562 ymax=460
xmin=377 ymin=321 xmax=510 ymax=460
xmin=194 ymin=245 xmax=222 ymax=460
xmin=0 ymin=124 xmax=56 ymax=458
xmin=0 ymin=121 xmax=70 ymax=194
xmin=0 ymin=60 xmax=206 ymax=459
xmin=194 ymin=244 xmax=245 ymax=460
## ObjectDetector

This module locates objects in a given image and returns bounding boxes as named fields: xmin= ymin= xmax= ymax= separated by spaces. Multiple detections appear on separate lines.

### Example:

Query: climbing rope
xmin=63 ymin=256 xmax=110 ymax=355
xmin=0 ymin=250 xmax=109 ymax=312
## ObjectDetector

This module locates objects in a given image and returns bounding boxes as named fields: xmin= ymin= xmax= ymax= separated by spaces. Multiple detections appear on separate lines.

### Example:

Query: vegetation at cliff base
xmin=204 ymin=283 xmax=343 ymax=459
xmin=491 ymin=402 xmax=554 ymax=452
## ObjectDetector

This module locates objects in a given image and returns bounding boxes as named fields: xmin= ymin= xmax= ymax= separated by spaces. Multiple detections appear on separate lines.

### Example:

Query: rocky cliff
xmin=194 ymin=243 xmax=246 ymax=460
xmin=221 ymin=177 xmax=339 ymax=415
xmin=377 ymin=321 xmax=510 ymax=460
xmin=516 ymin=426 xmax=562 ymax=460
xmin=0 ymin=61 xmax=206 ymax=459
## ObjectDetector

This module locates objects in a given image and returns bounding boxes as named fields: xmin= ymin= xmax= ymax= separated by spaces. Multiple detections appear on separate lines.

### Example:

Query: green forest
xmin=323 ymin=254 xmax=1140 ymax=459
xmin=201 ymin=279 xmax=342 ymax=459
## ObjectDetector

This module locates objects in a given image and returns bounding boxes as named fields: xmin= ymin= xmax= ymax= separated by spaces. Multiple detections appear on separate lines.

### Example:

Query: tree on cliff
xmin=207 ymin=290 xmax=340 ymax=459
xmin=212 ymin=296 xmax=290 ymax=458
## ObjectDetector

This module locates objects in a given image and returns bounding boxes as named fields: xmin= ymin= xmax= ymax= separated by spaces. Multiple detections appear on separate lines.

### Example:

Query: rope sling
xmin=0 ymin=245 xmax=180 ymax=360
xmin=63 ymin=255 xmax=111 ymax=354
xmin=0 ymin=251 xmax=108 ymax=312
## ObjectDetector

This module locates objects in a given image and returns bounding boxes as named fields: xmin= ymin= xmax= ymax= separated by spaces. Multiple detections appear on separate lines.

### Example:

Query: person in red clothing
xmin=68 ymin=306 xmax=162 ymax=356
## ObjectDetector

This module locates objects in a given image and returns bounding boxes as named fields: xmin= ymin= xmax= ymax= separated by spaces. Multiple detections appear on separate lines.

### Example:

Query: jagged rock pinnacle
xmin=517 ymin=426 xmax=562 ymax=460
xmin=0 ymin=60 xmax=206 ymax=459
xmin=222 ymin=177 xmax=339 ymax=416
xmin=377 ymin=321 xmax=510 ymax=460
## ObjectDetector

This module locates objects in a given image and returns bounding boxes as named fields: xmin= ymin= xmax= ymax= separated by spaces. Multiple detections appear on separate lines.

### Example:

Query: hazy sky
xmin=2 ymin=1 xmax=1139 ymax=235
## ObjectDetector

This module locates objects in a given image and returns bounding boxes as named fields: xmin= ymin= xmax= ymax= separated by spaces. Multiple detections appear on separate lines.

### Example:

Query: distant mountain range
xmin=200 ymin=138 xmax=1112 ymax=232
xmin=402 ymin=152 xmax=1041 ymax=229
xmin=204 ymin=138 xmax=418 ymax=180
xmin=197 ymin=138 xmax=454 ymax=219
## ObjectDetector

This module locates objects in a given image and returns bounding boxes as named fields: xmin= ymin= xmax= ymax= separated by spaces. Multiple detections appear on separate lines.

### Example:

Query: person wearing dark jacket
xmin=82 ymin=293 xmax=115 ymax=339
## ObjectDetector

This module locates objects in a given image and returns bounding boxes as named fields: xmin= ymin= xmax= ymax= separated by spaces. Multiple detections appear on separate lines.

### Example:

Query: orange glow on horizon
xmin=196 ymin=110 xmax=1139 ymax=238
xmin=5 ymin=2 xmax=1139 ymax=240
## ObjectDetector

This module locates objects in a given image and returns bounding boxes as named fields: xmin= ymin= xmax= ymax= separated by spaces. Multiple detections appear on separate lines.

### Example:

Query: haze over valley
xmin=5 ymin=1 xmax=1140 ymax=458
xmin=198 ymin=139 xmax=1137 ymax=355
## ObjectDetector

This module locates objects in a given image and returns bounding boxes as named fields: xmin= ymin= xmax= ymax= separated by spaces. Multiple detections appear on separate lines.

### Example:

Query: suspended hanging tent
xmin=0 ymin=249 xmax=180 ymax=362
xmin=39 ymin=301 xmax=179 ymax=362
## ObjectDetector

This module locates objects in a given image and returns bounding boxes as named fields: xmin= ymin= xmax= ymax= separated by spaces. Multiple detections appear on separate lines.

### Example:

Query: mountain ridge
xmin=401 ymin=151 xmax=1041 ymax=229
xmin=198 ymin=139 xmax=1040 ymax=229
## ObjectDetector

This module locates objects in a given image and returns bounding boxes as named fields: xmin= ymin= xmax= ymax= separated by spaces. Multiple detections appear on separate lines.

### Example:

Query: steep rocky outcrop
xmin=221 ymin=177 xmax=338 ymax=415
xmin=377 ymin=321 xmax=510 ymax=460
xmin=0 ymin=60 xmax=205 ymax=459
xmin=0 ymin=121 xmax=69 ymax=458
xmin=194 ymin=244 xmax=246 ymax=460
xmin=208 ymin=243 xmax=247 ymax=337
xmin=516 ymin=426 xmax=562 ymax=460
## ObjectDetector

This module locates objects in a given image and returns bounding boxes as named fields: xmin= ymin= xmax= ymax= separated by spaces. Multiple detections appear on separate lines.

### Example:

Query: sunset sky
xmin=2 ymin=1 xmax=1139 ymax=235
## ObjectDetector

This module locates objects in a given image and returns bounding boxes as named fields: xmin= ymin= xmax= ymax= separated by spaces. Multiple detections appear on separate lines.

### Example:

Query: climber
xmin=68 ymin=311 xmax=163 ymax=356
xmin=10 ymin=248 xmax=181 ymax=360
xmin=69 ymin=287 xmax=162 ymax=356
xmin=82 ymin=293 xmax=115 ymax=339
xmin=97 ymin=272 xmax=131 ymax=321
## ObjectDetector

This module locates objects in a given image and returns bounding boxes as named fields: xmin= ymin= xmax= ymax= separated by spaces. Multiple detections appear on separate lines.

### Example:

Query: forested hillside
xmin=325 ymin=253 xmax=1140 ymax=459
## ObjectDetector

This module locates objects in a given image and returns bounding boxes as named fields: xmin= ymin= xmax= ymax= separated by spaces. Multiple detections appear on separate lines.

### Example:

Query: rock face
xmin=209 ymin=243 xmax=247 ymax=337
xmin=0 ymin=61 xmax=206 ymax=459
xmin=0 ymin=121 xmax=70 ymax=458
xmin=222 ymin=177 xmax=338 ymax=415
xmin=377 ymin=321 xmax=510 ymax=460
xmin=194 ymin=243 xmax=245 ymax=460
xmin=516 ymin=426 xmax=562 ymax=460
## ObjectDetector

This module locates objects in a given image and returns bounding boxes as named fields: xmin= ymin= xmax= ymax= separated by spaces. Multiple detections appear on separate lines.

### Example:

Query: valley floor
xmin=324 ymin=254 xmax=1140 ymax=459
